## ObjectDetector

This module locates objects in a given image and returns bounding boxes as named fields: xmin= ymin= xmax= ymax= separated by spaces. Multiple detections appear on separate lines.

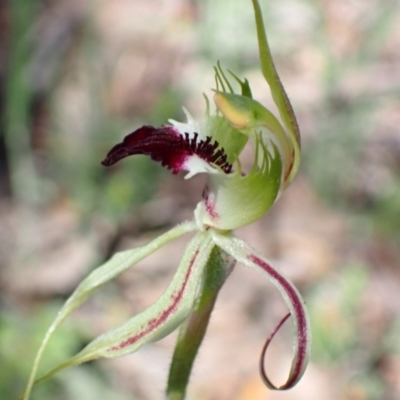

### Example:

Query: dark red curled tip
xmin=259 ymin=313 xmax=291 ymax=390
xmin=101 ymin=125 xmax=232 ymax=174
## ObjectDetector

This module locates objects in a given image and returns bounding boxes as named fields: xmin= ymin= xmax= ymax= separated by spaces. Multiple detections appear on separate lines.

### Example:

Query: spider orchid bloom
xmin=101 ymin=53 xmax=300 ymax=232
xmin=21 ymin=1 xmax=310 ymax=399
xmin=102 ymin=95 xmax=281 ymax=231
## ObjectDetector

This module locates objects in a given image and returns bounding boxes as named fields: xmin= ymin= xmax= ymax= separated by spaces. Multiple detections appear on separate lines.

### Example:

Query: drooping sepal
xmin=20 ymin=222 xmax=197 ymax=400
xmin=26 ymin=231 xmax=214 ymax=390
xmin=211 ymin=231 xmax=311 ymax=390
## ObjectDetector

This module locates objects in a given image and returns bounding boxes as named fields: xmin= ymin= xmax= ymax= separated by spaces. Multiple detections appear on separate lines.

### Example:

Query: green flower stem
xmin=166 ymin=245 xmax=235 ymax=400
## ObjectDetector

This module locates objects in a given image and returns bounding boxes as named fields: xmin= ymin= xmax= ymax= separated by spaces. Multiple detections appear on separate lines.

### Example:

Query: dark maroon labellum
xmin=101 ymin=125 xmax=232 ymax=174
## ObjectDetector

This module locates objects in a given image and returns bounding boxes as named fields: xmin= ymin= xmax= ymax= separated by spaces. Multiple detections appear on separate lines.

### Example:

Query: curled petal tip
xmin=210 ymin=233 xmax=311 ymax=392
xmin=101 ymin=144 xmax=130 ymax=166
xmin=259 ymin=313 xmax=303 ymax=390
xmin=248 ymin=254 xmax=310 ymax=390
xmin=101 ymin=125 xmax=159 ymax=167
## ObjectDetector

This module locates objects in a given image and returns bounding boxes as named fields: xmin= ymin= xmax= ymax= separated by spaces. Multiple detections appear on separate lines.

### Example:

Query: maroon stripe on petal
xmin=101 ymin=125 xmax=232 ymax=174
xmin=109 ymin=249 xmax=200 ymax=352
xmin=248 ymin=254 xmax=309 ymax=390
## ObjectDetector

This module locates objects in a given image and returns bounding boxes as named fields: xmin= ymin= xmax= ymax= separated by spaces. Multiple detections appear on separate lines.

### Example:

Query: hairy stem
xmin=166 ymin=246 xmax=235 ymax=400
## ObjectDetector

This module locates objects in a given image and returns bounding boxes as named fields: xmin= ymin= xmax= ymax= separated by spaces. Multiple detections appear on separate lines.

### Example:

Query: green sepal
xmin=20 ymin=221 xmax=197 ymax=400
xmin=23 ymin=232 xmax=214 ymax=394
xmin=25 ymin=231 xmax=214 ymax=393
xmin=210 ymin=230 xmax=311 ymax=390
xmin=251 ymin=0 xmax=301 ymax=186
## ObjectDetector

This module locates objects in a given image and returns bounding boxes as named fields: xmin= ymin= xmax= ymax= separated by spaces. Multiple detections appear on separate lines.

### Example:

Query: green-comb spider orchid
xmin=21 ymin=1 xmax=310 ymax=398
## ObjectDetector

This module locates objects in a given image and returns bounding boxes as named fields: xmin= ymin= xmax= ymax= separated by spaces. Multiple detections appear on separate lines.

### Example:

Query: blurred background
xmin=1 ymin=0 xmax=400 ymax=399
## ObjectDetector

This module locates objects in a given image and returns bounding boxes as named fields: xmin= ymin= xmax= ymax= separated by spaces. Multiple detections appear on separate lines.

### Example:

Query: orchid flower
xmin=21 ymin=1 xmax=310 ymax=399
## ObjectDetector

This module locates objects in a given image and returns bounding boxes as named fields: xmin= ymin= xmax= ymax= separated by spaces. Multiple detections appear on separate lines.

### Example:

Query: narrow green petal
xmin=25 ymin=231 xmax=214 ymax=396
xmin=211 ymin=231 xmax=311 ymax=390
xmin=74 ymin=232 xmax=214 ymax=360
xmin=251 ymin=0 xmax=301 ymax=186
xmin=21 ymin=221 xmax=197 ymax=400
